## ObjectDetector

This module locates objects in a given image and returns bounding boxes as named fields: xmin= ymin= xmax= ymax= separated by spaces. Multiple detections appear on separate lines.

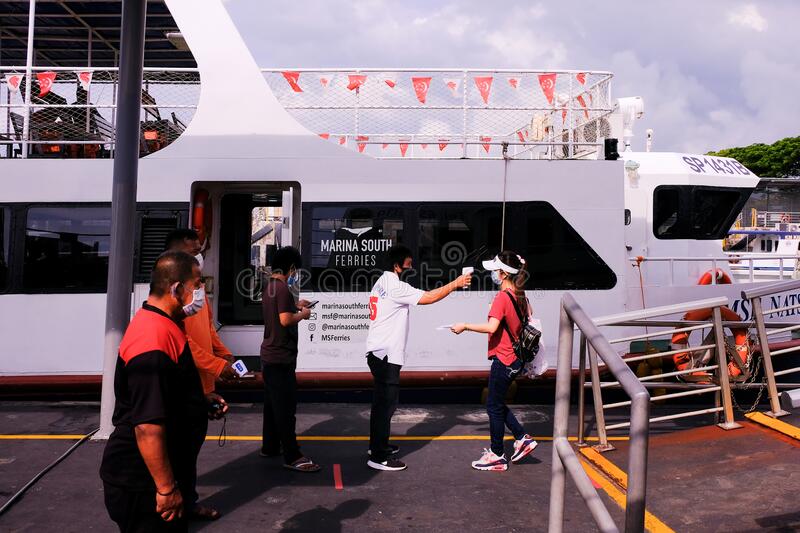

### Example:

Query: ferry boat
xmin=0 ymin=0 xmax=789 ymax=390
xmin=726 ymin=210 xmax=800 ymax=282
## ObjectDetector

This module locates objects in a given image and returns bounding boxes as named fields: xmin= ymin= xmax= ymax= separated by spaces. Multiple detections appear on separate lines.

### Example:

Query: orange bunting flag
xmin=37 ymin=71 xmax=56 ymax=97
xmin=5 ymin=73 xmax=23 ymax=93
xmin=347 ymin=74 xmax=367 ymax=91
xmin=474 ymin=76 xmax=493 ymax=104
xmin=576 ymin=72 xmax=586 ymax=85
xmin=508 ymin=77 xmax=519 ymax=89
xmin=517 ymin=131 xmax=526 ymax=143
xmin=538 ymin=73 xmax=556 ymax=105
xmin=420 ymin=143 xmax=428 ymax=150
xmin=438 ymin=139 xmax=449 ymax=151
xmin=339 ymin=136 xmax=347 ymax=145
xmin=444 ymin=77 xmax=460 ymax=97
xmin=576 ymin=94 xmax=589 ymax=118
xmin=385 ymin=77 xmax=396 ymax=88
xmin=480 ymin=136 xmax=491 ymax=153
xmin=357 ymin=135 xmax=369 ymax=153
xmin=78 ymin=71 xmax=92 ymax=91
xmin=382 ymin=143 xmax=389 ymax=150
xmin=318 ymin=133 xmax=330 ymax=140
xmin=281 ymin=71 xmax=303 ymax=92
xmin=412 ymin=76 xmax=432 ymax=104
xmin=319 ymin=75 xmax=331 ymax=88
xmin=399 ymin=142 xmax=409 ymax=157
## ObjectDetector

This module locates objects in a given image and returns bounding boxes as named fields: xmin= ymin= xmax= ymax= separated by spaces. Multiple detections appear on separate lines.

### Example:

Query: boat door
xmin=196 ymin=183 xmax=301 ymax=358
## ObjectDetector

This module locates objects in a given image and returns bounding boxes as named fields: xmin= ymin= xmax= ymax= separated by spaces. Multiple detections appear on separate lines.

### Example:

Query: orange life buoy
xmin=671 ymin=270 xmax=748 ymax=378
xmin=192 ymin=188 xmax=212 ymax=247
xmin=697 ymin=268 xmax=732 ymax=286
xmin=781 ymin=213 xmax=791 ymax=223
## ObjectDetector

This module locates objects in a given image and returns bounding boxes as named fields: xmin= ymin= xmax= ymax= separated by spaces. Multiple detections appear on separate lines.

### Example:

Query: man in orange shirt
xmin=165 ymin=229 xmax=235 ymax=521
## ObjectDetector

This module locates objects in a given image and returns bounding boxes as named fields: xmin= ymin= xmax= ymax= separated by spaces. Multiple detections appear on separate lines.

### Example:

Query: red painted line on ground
xmin=333 ymin=463 xmax=344 ymax=490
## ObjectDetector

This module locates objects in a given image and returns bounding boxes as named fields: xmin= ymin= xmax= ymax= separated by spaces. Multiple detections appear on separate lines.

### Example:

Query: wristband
xmin=156 ymin=482 xmax=178 ymax=497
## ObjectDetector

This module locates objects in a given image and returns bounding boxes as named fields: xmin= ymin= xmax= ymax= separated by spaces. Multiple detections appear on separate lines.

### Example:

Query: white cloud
xmin=727 ymin=4 xmax=768 ymax=32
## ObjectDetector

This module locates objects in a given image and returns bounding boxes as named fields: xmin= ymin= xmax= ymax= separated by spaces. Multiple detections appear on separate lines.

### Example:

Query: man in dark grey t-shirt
xmin=260 ymin=246 xmax=320 ymax=472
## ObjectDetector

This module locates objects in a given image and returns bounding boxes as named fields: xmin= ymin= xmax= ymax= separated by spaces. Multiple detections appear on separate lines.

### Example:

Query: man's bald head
xmin=149 ymin=251 xmax=199 ymax=297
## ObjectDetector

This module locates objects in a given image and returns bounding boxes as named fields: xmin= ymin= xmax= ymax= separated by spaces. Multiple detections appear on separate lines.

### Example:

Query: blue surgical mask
xmin=287 ymin=271 xmax=300 ymax=287
xmin=491 ymin=270 xmax=503 ymax=286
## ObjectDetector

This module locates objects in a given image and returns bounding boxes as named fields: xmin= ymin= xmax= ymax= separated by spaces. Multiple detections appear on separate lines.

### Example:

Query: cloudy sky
xmin=223 ymin=0 xmax=798 ymax=154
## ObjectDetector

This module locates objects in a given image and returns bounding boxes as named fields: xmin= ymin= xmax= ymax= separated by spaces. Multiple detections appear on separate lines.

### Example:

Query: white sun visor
xmin=481 ymin=255 xmax=519 ymax=274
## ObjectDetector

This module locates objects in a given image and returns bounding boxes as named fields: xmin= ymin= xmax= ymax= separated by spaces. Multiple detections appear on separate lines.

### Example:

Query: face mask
xmin=398 ymin=266 xmax=411 ymax=282
xmin=287 ymin=271 xmax=300 ymax=287
xmin=181 ymin=286 xmax=206 ymax=317
xmin=194 ymin=253 xmax=204 ymax=271
xmin=491 ymin=270 xmax=504 ymax=286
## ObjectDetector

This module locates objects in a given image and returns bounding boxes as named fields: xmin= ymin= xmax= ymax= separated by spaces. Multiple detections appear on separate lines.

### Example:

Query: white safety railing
xmin=754 ymin=210 xmax=800 ymax=226
xmin=631 ymin=255 xmax=798 ymax=285
xmin=0 ymin=66 xmax=199 ymax=158
xmin=262 ymin=68 xmax=615 ymax=160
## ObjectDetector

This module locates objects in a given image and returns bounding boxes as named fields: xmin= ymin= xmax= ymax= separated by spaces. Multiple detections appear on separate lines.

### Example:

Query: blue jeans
xmin=487 ymin=357 xmax=526 ymax=456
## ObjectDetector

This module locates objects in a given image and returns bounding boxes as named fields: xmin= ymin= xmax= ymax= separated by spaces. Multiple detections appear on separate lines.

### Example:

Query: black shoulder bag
xmin=500 ymin=290 xmax=541 ymax=364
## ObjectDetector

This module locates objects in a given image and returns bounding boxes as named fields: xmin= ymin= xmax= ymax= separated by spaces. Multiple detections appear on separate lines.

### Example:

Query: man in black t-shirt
xmin=260 ymin=246 xmax=320 ymax=472
xmin=100 ymin=252 xmax=228 ymax=533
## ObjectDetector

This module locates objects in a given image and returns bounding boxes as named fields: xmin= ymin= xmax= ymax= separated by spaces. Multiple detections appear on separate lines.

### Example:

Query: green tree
xmin=707 ymin=136 xmax=800 ymax=177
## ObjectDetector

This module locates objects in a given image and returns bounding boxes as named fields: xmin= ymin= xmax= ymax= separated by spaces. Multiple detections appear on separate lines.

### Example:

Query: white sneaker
xmin=511 ymin=435 xmax=539 ymax=463
xmin=471 ymin=448 xmax=508 ymax=471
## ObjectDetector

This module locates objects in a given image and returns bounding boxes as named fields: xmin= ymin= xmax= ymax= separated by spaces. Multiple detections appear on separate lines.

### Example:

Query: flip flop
xmin=283 ymin=457 xmax=321 ymax=473
xmin=189 ymin=505 xmax=222 ymax=521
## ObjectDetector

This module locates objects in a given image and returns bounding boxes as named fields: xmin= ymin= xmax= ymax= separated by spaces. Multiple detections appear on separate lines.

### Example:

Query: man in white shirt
xmin=365 ymin=244 xmax=472 ymax=471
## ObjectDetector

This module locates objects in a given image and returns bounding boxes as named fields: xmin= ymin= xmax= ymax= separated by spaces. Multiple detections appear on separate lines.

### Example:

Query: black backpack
xmin=500 ymin=290 xmax=541 ymax=364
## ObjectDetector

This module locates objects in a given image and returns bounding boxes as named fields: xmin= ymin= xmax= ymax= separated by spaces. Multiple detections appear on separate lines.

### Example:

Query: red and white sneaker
xmin=511 ymin=435 xmax=538 ymax=463
xmin=471 ymin=449 xmax=508 ymax=471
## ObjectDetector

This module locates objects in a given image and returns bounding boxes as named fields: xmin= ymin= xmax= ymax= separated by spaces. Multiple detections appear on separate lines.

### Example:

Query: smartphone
xmin=306 ymin=300 xmax=320 ymax=309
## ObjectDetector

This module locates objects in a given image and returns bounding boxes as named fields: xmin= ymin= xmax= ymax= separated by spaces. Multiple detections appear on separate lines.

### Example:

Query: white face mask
xmin=491 ymin=270 xmax=504 ymax=286
xmin=182 ymin=286 xmax=206 ymax=317
xmin=194 ymin=253 xmax=204 ymax=271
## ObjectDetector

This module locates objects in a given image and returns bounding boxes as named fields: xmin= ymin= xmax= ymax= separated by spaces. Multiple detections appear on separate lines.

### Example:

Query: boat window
xmin=416 ymin=204 xmax=502 ymax=290
xmin=508 ymin=202 xmax=617 ymax=290
xmin=653 ymin=186 xmax=750 ymax=240
xmin=0 ymin=208 xmax=9 ymax=291
xmin=305 ymin=205 xmax=404 ymax=292
xmin=23 ymin=206 xmax=111 ymax=292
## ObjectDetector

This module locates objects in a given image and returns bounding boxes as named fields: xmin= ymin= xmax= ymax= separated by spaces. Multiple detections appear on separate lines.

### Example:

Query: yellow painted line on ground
xmin=580 ymin=447 xmax=629 ymax=489
xmin=580 ymin=458 xmax=675 ymax=533
xmin=745 ymin=411 xmax=800 ymax=440
xmin=0 ymin=434 xmax=88 ymax=440
xmin=0 ymin=434 xmax=630 ymax=442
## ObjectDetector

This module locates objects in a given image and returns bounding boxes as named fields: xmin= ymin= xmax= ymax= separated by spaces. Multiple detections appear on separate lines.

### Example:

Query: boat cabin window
xmin=305 ymin=204 xmax=404 ymax=292
xmin=0 ymin=208 xmax=9 ymax=291
xmin=508 ymin=202 xmax=617 ymax=290
xmin=653 ymin=186 xmax=750 ymax=240
xmin=302 ymin=201 xmax=615 ymax=292
xmin=23 ymin=206 xmax=111 ymax=292
xmin=415 ymin=204 xmax=501 ymax=289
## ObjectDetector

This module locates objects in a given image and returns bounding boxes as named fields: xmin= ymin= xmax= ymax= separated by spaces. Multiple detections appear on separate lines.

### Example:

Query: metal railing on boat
xmin=630 ymin=255 xmax=799 ymax=285
xmin=261 ymin=68 xmax=615 ymax=160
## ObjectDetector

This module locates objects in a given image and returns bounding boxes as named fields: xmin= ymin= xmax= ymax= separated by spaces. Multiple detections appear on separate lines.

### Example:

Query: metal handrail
xmin=549 ymin=294 xmax=649 ymax=533
xmin=740 ymin=279 xmax=800 ymax=417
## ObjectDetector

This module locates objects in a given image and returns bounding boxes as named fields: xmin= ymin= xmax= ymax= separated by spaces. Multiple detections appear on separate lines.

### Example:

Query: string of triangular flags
xmin=279 ymin=71 xmax=594 ymax=108
xmin=4 ymin=70 xmax=94 ymax=97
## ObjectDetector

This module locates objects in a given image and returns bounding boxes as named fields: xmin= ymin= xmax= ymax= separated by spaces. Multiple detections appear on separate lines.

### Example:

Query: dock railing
xmin=577 ymin=296 xmax=744 ymax=456
xmin=741 ymin=279 xmax=800 ymax=418
xmin=630 ymin=255 xmax=798 ymax=285
xmin=549 ymin=294 xmax=649 ymax=533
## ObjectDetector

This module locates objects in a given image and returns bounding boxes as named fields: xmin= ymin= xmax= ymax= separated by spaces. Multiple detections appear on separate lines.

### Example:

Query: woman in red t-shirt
xmin=451 ymin=250 xmax=538 ymax=471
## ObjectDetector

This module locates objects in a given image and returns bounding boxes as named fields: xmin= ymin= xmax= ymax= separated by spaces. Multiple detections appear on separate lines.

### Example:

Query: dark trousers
xmin=368 ymin=352 xmax=402 ymax=462
xmin=103 ymin=482 xmax=188 ymax=533
xmin=487 ymin=357 xmax=526 ymax=456
xmin=262 ymin=362 xmax=302 ymax=464
xmin=184 ymin=420 xmax=208 ymax=509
